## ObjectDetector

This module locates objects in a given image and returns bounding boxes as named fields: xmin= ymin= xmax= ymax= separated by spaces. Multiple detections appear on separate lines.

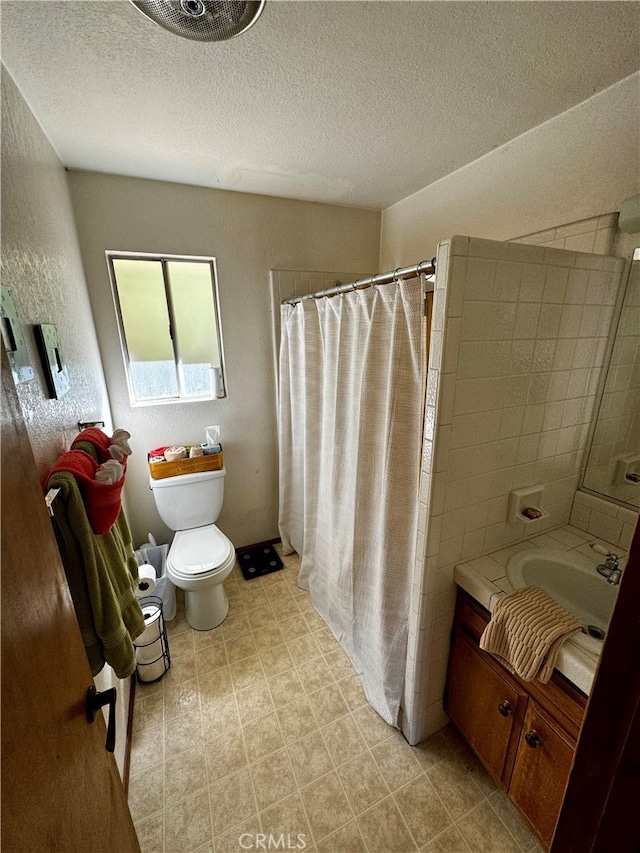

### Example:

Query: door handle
xmin=86 ymin=686 xmax=117 ymax=753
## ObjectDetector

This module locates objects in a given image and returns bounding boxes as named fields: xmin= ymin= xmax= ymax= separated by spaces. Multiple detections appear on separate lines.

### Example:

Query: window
xmin=106 ymin=252 xmax=226 ymax=405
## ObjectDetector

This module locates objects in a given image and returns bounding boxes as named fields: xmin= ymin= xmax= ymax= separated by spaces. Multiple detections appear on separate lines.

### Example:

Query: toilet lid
xmin=168 ymin=526 xmax=233 ymax=576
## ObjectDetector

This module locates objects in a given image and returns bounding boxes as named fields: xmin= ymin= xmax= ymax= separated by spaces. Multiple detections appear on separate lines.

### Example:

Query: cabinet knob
xmin=498 ymin=701 xmax=513 ymax=717
xmin=525 ymin=730 xmax=542 ymax=749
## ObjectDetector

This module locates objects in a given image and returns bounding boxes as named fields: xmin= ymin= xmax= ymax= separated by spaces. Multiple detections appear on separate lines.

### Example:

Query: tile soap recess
xmin=508 ymin=485 xmax=548 ymax=524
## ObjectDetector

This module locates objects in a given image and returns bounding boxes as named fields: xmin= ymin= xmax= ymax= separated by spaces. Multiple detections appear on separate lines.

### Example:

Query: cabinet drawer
xmin=446 ymin=629 xmax=525 ymax=784
xmin=509 ymin=700 xmax=575 ymax=848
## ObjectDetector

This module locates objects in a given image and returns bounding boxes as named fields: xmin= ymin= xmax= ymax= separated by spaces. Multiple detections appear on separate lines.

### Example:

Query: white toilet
xmin=149 ymin=467 xmax=236 ymax=630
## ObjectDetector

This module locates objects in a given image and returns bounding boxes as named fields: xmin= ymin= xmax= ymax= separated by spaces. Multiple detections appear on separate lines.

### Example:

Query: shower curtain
xmin=278 ymin=279 xmax=425 ymax=726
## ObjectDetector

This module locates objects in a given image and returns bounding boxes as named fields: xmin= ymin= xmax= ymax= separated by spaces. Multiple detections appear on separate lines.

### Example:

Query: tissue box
xmin=148 ymin=446 xmax=223 ymax=480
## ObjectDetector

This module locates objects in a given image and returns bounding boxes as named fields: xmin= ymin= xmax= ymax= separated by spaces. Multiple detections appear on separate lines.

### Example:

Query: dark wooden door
xmin=551 ymin=520 xmax=640 ymax=852
xmin=510 ymin=700 xmax=574 ymax=849
xmin=446 ymin=629 xmax=524 ymax=783
xmin=0 ymin=348 xmax=141 ymax=853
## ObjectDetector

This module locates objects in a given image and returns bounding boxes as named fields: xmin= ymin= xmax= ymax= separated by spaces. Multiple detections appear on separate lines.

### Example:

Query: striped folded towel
xmin=479 ymin=586 xmax=582 ymax=683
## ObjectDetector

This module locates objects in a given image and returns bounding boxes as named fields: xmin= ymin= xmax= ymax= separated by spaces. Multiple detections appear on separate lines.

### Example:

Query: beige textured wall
xmin=1 ymin=68 xmax=131 ymax=775
xmin=379 ymin=74 xmax=639 ymax=270
xmin=1 ymin=70 xmax=112 ymax=479
xmin=67 ymin=171 xmax=380 ymax=549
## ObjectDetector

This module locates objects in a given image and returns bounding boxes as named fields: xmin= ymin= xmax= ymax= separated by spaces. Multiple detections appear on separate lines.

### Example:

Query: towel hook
xmin=78 ymin=420 xmax=105 ymax=431
xmin=45 ymin=488 xmax=60 ymax=517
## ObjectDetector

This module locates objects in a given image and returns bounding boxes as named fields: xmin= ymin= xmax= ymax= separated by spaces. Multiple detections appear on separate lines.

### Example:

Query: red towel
xmin=50 ymin=450 xmax=124 ymax=535
xmin=74 ymin=428 xmax=115 ymax=464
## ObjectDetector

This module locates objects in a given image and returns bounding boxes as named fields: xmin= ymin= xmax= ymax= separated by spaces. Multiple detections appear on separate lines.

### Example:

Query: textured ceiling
xmin=2 ymin=1 xmax=639 ymax=209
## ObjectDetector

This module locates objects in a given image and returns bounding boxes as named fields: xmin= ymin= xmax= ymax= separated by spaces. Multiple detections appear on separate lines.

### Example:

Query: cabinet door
xmin=509 ymin=700 xmax=575 ymax=848
xmin=446 ymin=629 xmax=524 ymax=783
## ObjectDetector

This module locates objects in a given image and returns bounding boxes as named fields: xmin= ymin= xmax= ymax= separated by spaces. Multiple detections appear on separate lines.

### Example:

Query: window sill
xmin=128 ymin=394 xmax=226 ymax=408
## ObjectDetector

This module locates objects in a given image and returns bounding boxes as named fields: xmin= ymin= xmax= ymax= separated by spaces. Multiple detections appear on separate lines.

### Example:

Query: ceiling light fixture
xmin=130 ymin=0 xmax=266 ymax=42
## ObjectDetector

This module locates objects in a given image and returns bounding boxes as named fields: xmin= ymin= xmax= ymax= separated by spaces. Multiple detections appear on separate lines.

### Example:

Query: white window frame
xmin=106 ymin=250 xmax=227 ymax=407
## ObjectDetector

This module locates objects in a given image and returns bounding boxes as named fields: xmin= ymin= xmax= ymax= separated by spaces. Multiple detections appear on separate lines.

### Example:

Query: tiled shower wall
xmin=515 ymin=212 xmax=618 ymax=255
xmin=570 ymin=490 xmax=637 ymax=552
xmin=403 ymin=235 xmax=626 ymax=744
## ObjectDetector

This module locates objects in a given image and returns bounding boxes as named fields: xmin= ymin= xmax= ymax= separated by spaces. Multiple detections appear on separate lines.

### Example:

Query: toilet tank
xmin=149 ymin=467 xmax=226 ymax=531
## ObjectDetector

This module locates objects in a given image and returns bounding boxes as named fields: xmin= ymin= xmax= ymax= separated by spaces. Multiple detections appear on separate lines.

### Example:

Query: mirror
xmin=582 ymin=249 xmax=640 ymax=509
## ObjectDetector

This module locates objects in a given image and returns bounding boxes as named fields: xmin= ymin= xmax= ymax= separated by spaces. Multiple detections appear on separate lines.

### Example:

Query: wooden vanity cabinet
xmin=509 ymin=700 xmax=576 ymax=846
xmin=445 ymin=589 xmax=587 ymax=849
xmin=447 ymin=629 xmax=526 ymax=782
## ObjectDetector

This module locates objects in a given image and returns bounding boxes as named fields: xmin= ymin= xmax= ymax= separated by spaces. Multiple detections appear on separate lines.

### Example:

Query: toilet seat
xmin=167 ymin=525 xmax=234 ymax=577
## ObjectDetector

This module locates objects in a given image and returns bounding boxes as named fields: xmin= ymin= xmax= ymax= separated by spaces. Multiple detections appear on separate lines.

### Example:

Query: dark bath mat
xmin=237 ymin=544 xmax=283 ymax=580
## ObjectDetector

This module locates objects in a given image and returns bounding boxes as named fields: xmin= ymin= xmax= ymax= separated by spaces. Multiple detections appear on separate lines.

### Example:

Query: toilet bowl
xmin=149 ymin=466 xmax=236 ymax=630
xmin=166 ymin=525 xmax=236 ymax=630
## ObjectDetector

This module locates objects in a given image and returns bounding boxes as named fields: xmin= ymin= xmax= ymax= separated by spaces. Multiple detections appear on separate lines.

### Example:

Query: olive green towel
xmin=48 ymin=469 xmax=145 ymax=678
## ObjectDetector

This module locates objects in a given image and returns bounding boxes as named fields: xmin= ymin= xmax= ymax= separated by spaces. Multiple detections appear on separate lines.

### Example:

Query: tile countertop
xmin=453 ymin=524 xmax=628 ymax=696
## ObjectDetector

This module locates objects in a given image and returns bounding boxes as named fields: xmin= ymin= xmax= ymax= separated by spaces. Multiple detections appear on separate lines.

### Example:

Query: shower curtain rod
xmin=282 ymin=258 xmax=437 ymax=305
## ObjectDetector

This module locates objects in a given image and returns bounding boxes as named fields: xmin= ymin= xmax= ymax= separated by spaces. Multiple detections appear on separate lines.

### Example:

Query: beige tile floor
xmin=129 ymin=547 xmax=542 ymax=853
